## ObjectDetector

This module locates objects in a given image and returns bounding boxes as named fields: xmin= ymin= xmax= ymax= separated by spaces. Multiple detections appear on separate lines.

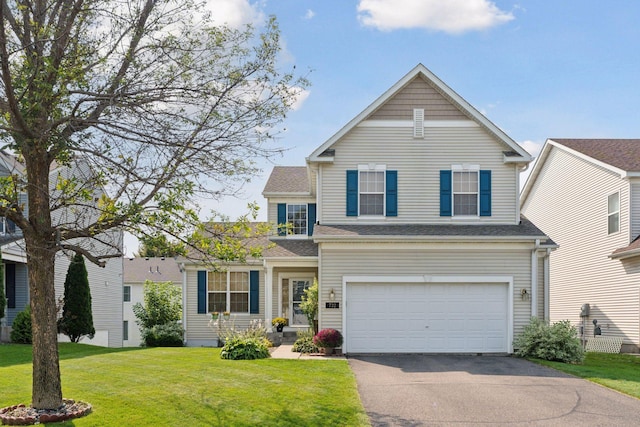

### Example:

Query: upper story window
xmin=608 ymin=192 xmax=620 ymax=234
xmin=123 ymin=285 xmax=131 ymax=302
xmin=440 ymin=167 xmax=491 ymax=217
xmin=208 ymin=271 xmax=249 ymax=313
xmin=453 ymin=168 xmax=479 ymax=216
xmin=287 ymin=204 xmax=307 ymax=235
xmin=346 ymin=166 xmax=397 ymax=218
xmin=359 ymin=167 xmax=385 ymax=216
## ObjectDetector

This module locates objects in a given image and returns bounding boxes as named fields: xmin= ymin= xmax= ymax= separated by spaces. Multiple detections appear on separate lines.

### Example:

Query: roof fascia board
xmin=308 ymin=63 xmax=532 ymax=163
xmin=312 ymin=234 xmax=548 ymax=243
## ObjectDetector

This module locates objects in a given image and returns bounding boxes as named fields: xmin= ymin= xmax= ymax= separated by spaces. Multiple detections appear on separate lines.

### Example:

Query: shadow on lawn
xmin=0 ymin=343 xmax=141 ymax=368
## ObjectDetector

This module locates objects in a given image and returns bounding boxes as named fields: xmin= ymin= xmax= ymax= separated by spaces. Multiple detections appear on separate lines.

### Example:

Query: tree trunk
xmin=24 ymin=151 xmax=63 ymax=410
xmin=28 ymin=243 xmax=62 ymax=409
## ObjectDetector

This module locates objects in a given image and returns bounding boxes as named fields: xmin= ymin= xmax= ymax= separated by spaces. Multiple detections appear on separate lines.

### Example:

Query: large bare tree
xmin=0 ymin=0 xmax=307 ymax=409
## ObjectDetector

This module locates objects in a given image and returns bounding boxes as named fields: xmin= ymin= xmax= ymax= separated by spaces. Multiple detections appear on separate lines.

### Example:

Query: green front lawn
xmin=0 ymin=344 xmax=370 ymax=426
xmin=534 ymin=352 xmax=640 ymax=399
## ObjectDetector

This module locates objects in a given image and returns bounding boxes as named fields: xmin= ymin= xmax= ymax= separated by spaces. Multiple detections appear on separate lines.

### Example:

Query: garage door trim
xmin=342 ymin=275 xmax=514 ymax=353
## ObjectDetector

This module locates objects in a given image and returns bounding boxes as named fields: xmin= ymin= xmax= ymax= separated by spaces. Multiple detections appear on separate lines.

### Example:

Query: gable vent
xmin=413 ymin=108 xmax=424 ymax=138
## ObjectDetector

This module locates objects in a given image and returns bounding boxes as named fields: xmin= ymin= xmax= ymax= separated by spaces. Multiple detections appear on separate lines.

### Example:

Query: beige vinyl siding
xmin=522 ymin=147 xmax=639 ymax=349
xmin=319 ymin=126 xmax=518 ymax=223
xmin=367 ymin=76 xmax=467 ymax=121
xmin=318 ymin=242 xmax=533 ymax=336
xmin=185 ymin=266 xmax=265 ymax=343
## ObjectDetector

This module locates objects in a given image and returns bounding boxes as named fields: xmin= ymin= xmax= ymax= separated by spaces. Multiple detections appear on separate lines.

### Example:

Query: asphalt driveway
xmin=348 ymin=355 xmax=640 ymax=426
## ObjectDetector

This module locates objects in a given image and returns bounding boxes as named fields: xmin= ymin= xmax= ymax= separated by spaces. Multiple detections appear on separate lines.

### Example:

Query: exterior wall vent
xmin=413 ymin=108 xmax=424 ymax=138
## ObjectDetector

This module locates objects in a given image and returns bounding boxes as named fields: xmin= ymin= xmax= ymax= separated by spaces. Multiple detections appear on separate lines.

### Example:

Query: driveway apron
xmin=348 ymin=355 xmax=640 ymax=427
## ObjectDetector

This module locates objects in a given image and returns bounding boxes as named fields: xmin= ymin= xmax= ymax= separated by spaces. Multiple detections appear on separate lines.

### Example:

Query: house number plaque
xmin=325 ymin=302 xmax=340 ymax=309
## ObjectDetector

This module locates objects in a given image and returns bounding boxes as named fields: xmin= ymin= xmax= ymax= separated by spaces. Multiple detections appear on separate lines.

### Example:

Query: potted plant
xmin=272 ymin=317 xmax=288 ymax=332
xmin=223 ymin=311 xmax=231 ymax=320
xmin=211 ymin=312 xmax=220 ymax=321
xmin=313 ymin=328 xmax=343 ymax=355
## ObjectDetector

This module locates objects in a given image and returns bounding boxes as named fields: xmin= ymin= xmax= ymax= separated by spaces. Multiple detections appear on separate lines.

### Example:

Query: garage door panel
xmin=346 ymin=282 xmax=508 ymax=353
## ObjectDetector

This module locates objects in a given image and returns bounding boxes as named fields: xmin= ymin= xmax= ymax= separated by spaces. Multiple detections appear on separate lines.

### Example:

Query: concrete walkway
xmin=270 ymin=344 xmax=345 ymax=360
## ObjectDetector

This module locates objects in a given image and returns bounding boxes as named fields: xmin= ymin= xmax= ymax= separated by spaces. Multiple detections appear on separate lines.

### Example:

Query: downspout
xmin=180 ymin=263 xmax=187 ymax=345
xmin=531 ymin=239 xmax=540 ymax=318
xmin=543 ymin=248 xmax=550 ymax=321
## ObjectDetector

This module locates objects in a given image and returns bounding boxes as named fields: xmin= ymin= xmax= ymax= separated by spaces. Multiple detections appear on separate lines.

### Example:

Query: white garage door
xmin=346 ymin=283 xmax=508 ymax=353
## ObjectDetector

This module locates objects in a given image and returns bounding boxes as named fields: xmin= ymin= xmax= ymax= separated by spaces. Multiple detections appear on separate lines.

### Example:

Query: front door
xmin=291 ymin=279 xmax=312 ymax=326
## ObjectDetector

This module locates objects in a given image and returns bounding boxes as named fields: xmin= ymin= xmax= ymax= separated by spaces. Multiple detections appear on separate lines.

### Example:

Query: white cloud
xmin=520 ymin=140 xmax=544 ymax=158
xmin=290 ymin=87 xmax=311 ymax=111
xmin=304 ymin=9 xmax=315 ymax=20
xmin=206 ymin=0 xmax=264 ymax=29
xmin=357 ymin=0 xmax=514 ymax=34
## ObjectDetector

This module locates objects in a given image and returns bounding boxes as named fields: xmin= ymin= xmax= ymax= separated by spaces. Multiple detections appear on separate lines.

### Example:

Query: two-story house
xmin=521 ymin=139 xmax=640 ymax=353
xmin=0 ymin=152 xmax=124 ymax=347
xmin=182 ymin=64 xmax=554 ymax=353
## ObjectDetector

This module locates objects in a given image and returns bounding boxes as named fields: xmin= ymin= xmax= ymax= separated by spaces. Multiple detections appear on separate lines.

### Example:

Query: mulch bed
xmin=0 ymin=399 xmax=91 ymax=425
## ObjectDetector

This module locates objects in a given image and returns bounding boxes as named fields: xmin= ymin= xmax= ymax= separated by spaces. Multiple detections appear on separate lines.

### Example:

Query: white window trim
xmin=207 ymin=270 xmax=250 ymax=314
xmin=357 ymin=164 xmax=386 ymax=218
xmin=451 ymin=164 xmax=480 ymax=218
xmin=286 ymin=203 xmax=308 ymax=238
xmin=607 ymin=191 xmax=620 ymax=235
xmin=123 ymin=285 xmax=131 ymax=303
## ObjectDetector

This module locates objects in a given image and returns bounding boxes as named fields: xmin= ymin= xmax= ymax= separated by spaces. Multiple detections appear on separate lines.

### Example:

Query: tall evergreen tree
xmin=58 ymin=253 xmax=95 ymax=343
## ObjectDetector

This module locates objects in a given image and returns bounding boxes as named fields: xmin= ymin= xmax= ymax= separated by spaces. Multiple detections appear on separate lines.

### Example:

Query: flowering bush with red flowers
xmin=313 ymin=328 xmax=343 ymax=348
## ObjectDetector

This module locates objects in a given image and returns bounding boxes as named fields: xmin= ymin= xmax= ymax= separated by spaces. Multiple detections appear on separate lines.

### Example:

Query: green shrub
xmin=58 ymin=253 xmax=95 ymax=343
xmin=142 ymin=322 xmax=184 ymax=347
xmin=10 ymin=306 xmax=32 ymax=344
xmin=514 ymin=317 xmax=584 ymax=363
xmin=220 ymin=336 xmax=270 ymax=360
xmin=292 ymin=329 xmax=318 ymax=354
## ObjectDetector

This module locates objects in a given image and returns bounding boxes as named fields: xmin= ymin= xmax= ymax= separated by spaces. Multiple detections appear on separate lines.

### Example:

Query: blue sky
xmin=127 ymin=0 xmax=640 ymax=253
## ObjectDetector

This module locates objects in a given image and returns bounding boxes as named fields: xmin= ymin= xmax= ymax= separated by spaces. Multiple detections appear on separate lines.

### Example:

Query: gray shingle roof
xmin=314 ymin=216 xmax=554 ymax=242
xmin=263 ymin=166 xmax=309 ymax=194
xmin=553 ymin=139 xmax=640 ymax=172
xmin=124 ymin=257 xmax=183 ymax=283
xmin=264 ymin=239 xmax=318 ymax=257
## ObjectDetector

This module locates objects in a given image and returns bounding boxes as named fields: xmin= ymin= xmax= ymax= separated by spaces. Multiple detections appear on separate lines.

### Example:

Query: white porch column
xmin=264 ymin=263 xmax=273 ymax=331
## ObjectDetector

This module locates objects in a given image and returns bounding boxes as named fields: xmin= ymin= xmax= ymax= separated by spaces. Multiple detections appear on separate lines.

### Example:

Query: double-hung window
xmin=287 ymin=204 xmax=307 ymax=235
xmin=208 ymin=271 xmax=250 ymax=313
xmin=123 ymin=286 xmax=131 ymax=302
xmin=359 ymin=165 xmax=386 ymax=216
xmin=608 ymin=192 xmax=620 ymax=234
xmin=452 ymin=166 xmax=479 ymax=216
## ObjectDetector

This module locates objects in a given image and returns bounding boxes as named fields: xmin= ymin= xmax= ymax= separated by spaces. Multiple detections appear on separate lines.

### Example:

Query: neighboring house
xmin=521 ymin=139 xmax=640 ymax=353
xmin=182 ymin=64 xmax=554 ymax=353
xmin=0 ymin=151 xmax=123 ymax=347
xmin=123 ymin=257 xmax=183 ymax=347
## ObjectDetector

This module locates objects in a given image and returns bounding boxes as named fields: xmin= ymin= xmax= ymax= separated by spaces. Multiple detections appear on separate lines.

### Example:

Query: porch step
xmin=268 ymin=330 xmax=304 ymax=346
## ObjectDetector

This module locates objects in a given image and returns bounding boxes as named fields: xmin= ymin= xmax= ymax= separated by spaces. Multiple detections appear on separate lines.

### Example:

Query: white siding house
xmin=182 ymin=64 xmax=554 ymax=354
xmin=522 ymin=138 xmax=640 ymax=353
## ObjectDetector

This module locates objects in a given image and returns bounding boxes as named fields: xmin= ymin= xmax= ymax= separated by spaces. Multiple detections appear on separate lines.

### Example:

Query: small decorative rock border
xmin=0 ymin=399 xmax=91 ymax=425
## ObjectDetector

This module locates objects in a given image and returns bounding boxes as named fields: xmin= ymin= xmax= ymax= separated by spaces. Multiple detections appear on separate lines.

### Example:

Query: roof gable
xmin=308 ymin=64 xmax=532 ymax=162
xmin=522 ymin=138 xmax=640 ymax=204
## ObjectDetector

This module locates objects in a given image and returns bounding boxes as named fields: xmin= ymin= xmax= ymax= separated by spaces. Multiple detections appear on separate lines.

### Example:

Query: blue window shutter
xmin=250 ymin=270 xmax=259 ymax=314
xmin=479 ymin=170 xmax=492 ymax=216
xmin=197 ymin=271 xmax=207 ymax=314
xmin=277 ymin=203 xmax=286 ymax=236
xmin=6 ymin=263 xmax=15 ymax=309
xmin=386 ymin=170 xmax=398 ymax=217
xmin=440 ymin=170 xmax=452 ymax=217
xmin=308 ymin=203 xmax=316 ymax=236
xmin=346 ymin=170 xmax=358 ymax=216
